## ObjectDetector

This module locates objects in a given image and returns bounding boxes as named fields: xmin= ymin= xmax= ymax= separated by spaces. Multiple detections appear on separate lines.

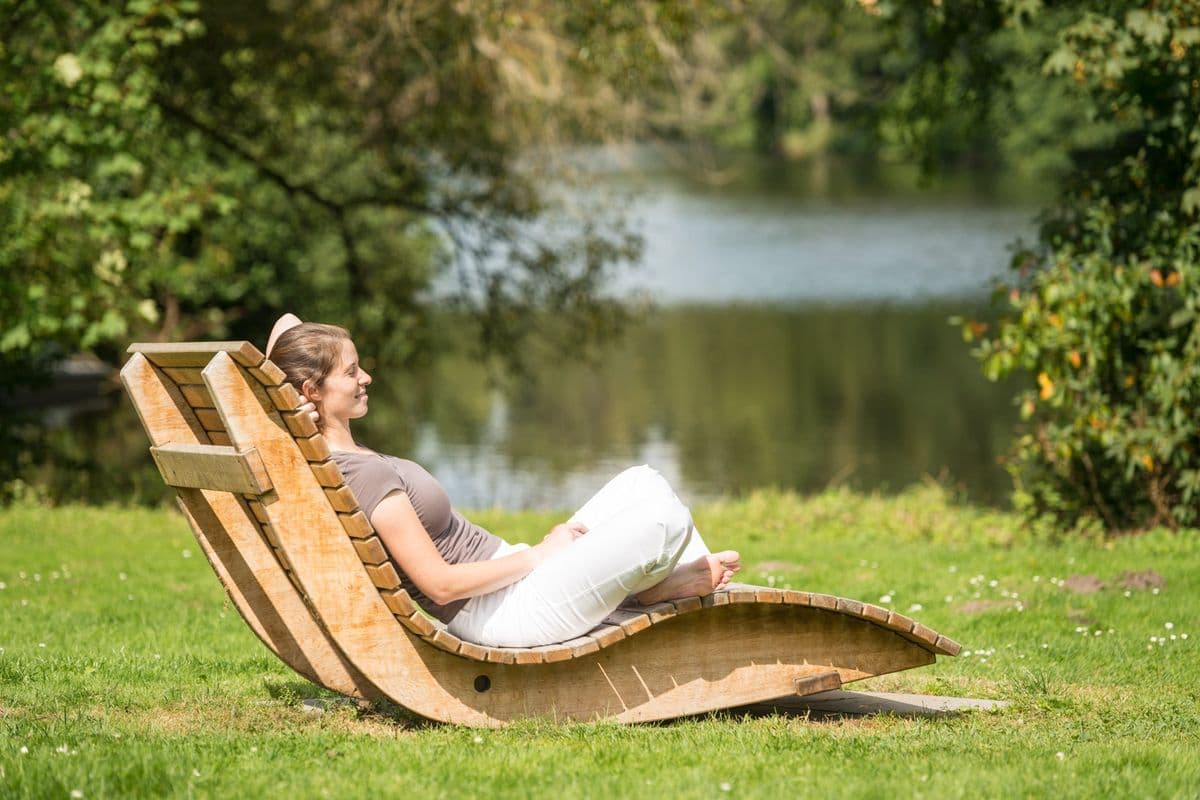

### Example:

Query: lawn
xmin=1 ymin=486 xmax=1197 ymax=798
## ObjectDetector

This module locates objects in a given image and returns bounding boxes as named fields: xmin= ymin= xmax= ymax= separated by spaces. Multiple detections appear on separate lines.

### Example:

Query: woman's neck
xmin=321 ymin=419 xmax=357 ymax=452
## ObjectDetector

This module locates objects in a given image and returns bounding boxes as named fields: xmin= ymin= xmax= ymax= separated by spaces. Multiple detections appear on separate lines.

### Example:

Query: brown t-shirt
xmin=331 ymin=449 xmax=503 ymax=623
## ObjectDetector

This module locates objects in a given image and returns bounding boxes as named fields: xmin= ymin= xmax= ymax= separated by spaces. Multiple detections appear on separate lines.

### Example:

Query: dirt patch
xmin=1061 ymin=574 xmax=1105 ymax=594
xmin=959 ymin=600 xmax=1018 ymax=614
xmin=1116 ymin=570 xmax=1166 ymax=591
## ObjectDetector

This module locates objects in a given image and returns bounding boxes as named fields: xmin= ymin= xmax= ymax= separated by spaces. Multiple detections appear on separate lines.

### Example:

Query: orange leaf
xmin=1038 ymin=372 xmax=1054 ymax=400
xmin=1167 ymin=271 xmax=1181 ymax=287
xmin=1068 ymin=350 xmax=1082 ymax=368
xmin=1151 ymin=269 xmax=1164 ymax=287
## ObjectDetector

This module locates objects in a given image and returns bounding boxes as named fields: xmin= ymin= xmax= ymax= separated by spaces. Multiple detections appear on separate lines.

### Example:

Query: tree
xmin=874 ymin=0 xmax=1200 ymax=530
xmin=1 ymin=0 xmax=714 ymax=389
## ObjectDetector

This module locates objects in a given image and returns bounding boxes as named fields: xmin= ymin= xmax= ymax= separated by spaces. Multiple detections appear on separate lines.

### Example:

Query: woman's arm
xmin=370 ymin=491 xmax=578 ymax=605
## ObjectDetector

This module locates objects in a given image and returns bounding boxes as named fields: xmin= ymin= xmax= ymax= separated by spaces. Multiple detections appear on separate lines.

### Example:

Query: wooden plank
xmin=149 ymin=443 xmax=273 ymax=495
xmin=246 ymin=498 xmax=269 ymax=525
xmin=266 ymin=383 xmax=302 ymax=411
xmin=261 ymin=521 xmax=280 ymax=548
xmin=794 ymin=670 xmax=843 ymax=697
xmin=365 ymin=562 xmax=402 ymax=590
xmin=754 ymin=588 xmax=784 ymax=603
xmin=671 ymin=596 xmax=703 ymax=614
xmin=309 ymin=460 xmax=344 ymax=488
xmin=352 ymin=536 xmax=389 ymax=565
xmin=247 ymin=359 xmax=287 ymax=386
xmin=534 ymin=643 xmax=575 ymax=663
xmin=605 ymin=609 xmax=651 ymax=636
xmin=456 ymin=639 xmax=490 ymax=661
xmin=427 ymin=628 xmax=464 ymax=654
xmin=282 ymin=410 xmax=319 ymax=439
xmin=162 ymin=366 xmax=206 ymax=385
xmin=295 ymin=433 xmax=331 ymax=462
xmin=886 ymin=611 xmax=916 ymax=634
xmin=379 ymin=589 xmax=418 ymax=618
xmin=911 ymin=622 xmax=939 ymax=648
xmin=128 ymin=341 xmax=264 ymax=368
xmin=401 ymin=609 xmax=437 ymax=637
xmin=724 ymin=585 xmax=753 ymax=604
xmin=208 ymin=430 xmax=232 ymax=446
xmin=563 ymin=636 xmax=601 ymax=657
xmin=590 ymin=623 xmax=626 ymax=648
xmin=809 ymin=593 xmax=838 ymax=611
xmin=642 ymin=602 xmax=678 ymax=624
xmin=194 ymin=407 xmax=224 ymax=431
xmin=861 ymin=603 xmax=890 ymax=624
xmin=179 ymin=384 xmax=215 ymax=408
xmin=836 ymin=598 xmax=865 ymax=616
xmin=483 ymin=648 xmax=518 ymax=665
xmin=513 ymin=648 xmax=545 ymax=665
xmin=934 ymin=635 xmax=962 ymax=656
xmin=338 ymin=511 xmax=374 ymax=539
xmin=782 ymin=590 xmax=811 ymax=605
xmin=323 ymin=485 xmax=358 ymax=513
xmin=701 ymin=591 xmax=729 ymax=608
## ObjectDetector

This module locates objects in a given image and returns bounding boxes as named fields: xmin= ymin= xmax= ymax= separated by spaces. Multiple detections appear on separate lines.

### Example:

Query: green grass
xmin=1 ymin=486 xmax=1198 ymax=799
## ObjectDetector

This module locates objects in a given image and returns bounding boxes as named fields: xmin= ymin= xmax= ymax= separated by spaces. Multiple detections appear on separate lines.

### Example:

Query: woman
xmin=266 ymin=314 xmax=739 ymax=648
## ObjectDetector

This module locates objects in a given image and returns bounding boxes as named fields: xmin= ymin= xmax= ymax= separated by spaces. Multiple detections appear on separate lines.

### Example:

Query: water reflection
xmin=356 ymin=303 xmax=1017 ymax=509
xmin=4 ymin=303 xmax=1015 ymax=509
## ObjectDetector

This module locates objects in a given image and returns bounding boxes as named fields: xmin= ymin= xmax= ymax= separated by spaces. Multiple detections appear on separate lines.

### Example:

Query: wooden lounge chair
xmin=122 ymin=340 xmax=961 ymax=726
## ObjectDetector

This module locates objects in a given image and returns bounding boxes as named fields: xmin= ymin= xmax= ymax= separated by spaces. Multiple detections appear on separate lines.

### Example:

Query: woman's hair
xmin=268 ymin=322 xmax=351 ymax=414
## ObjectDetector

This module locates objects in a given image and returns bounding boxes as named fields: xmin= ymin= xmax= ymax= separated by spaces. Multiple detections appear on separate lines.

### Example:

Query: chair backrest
xmin=125 ymin=341 xmax=431 ymax=630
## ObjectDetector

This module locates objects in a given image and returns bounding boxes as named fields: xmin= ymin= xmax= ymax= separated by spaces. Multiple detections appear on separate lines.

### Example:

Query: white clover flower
xmin=879 ymin=594 xmax=892 ymax=604
xmin=720 ymin=783 xmax=732 ymax=792
xmin=944 ymin=595 xmax=954 ymax=603
xmin=56 ymin=745 xmax=69 ymax=754
xmin=472 ymin=735 xmax=483 ymax=744
xmin=948 ymin=565 xmax=958 ymax=573
xmin=33 ymin=574 xmax=40 ymax=582
xmin=19 ymin=746 xmax=28 ymax=754
xmin=1123 ymin=590 xmax=1132 ymax=598
xmin=908 ymin=603 xmax=924 ymax=612
xmin=1055 ymin=752 xmax=1065 ymax=761
xmin=1152 ymin=588 xmax=1160 ymax=595
xmin=1165 ymin=622 xmax=1174 ymax=630
xmin=119 ymin=573 xmax=127 ymax=581
xmin=182 ymin=550 xmax=192 ymax=559
xmin=1032 ymin=575 xmax=1041 ymax=582
xmin=53 ymin=53 xmax=84 ymax=87
xmin=71 ymin=791 xmax=83 ymax=799
xmin=1182 ymin=634 xmax=1189 ymax=640
xmin=988 ymin=579 xmax=998 ymax=588
xmin=0 ymin=582 xmax=6 ymax=590
xmin=38 ymin=643 xmax=46 ymax=648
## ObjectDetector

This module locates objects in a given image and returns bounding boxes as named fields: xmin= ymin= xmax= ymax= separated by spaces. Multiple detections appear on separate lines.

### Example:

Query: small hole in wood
xmin=473 ymin=675 xmax=491 ymax=693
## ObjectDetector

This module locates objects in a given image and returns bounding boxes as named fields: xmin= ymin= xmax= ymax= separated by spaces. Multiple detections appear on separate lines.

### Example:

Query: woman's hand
xmin=298 ymin=399 xmax=320 ymax=426
xmin=536 ymin=520 xmax=588 ymax=562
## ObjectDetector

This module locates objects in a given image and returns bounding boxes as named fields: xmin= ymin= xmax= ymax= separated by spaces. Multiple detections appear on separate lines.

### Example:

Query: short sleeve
xmin=333 ymin=454 xmax=408 ymax=522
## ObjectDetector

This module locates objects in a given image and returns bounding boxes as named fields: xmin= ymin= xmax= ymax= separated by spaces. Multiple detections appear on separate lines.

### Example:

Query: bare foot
xmin=636 ymin=550 xmax=741 ymax=605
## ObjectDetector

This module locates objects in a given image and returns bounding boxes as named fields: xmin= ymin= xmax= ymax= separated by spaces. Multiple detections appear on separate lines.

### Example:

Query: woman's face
xmin=308 ymin=338 xmax=371 ymax=423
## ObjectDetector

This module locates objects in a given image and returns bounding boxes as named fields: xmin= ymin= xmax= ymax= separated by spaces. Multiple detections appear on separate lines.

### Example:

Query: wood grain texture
xmin=150 ymin=443 xmax=273 ymax=495
xmin=127 ymin=340 xmax=264 ymax=368
xmin=120 ymin=354 xmax=378 ymax=701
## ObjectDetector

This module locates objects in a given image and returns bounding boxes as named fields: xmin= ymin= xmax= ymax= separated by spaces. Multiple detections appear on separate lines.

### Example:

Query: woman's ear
xmin=300 ymin=378 xmax=322 ymax=403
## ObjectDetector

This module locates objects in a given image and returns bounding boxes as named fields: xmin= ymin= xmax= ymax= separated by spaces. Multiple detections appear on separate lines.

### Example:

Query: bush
xmin=954 ymin=2 xmax=1200 ymax=531
xmin=969 ymin=222 xmax=1200 ymax=531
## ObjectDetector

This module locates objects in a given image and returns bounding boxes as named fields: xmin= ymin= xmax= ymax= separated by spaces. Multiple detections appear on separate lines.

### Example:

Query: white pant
xmin=447 ymin=465 xmax=713 ymax=647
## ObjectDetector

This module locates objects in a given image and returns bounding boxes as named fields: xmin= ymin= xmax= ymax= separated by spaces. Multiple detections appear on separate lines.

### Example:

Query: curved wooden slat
xmin=120 ymin=354 xmax=378 ymax=700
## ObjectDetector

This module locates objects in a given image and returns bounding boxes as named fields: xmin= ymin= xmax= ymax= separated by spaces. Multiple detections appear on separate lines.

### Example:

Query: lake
xmin=14 ymin=154 xmax=1041 ymax=510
